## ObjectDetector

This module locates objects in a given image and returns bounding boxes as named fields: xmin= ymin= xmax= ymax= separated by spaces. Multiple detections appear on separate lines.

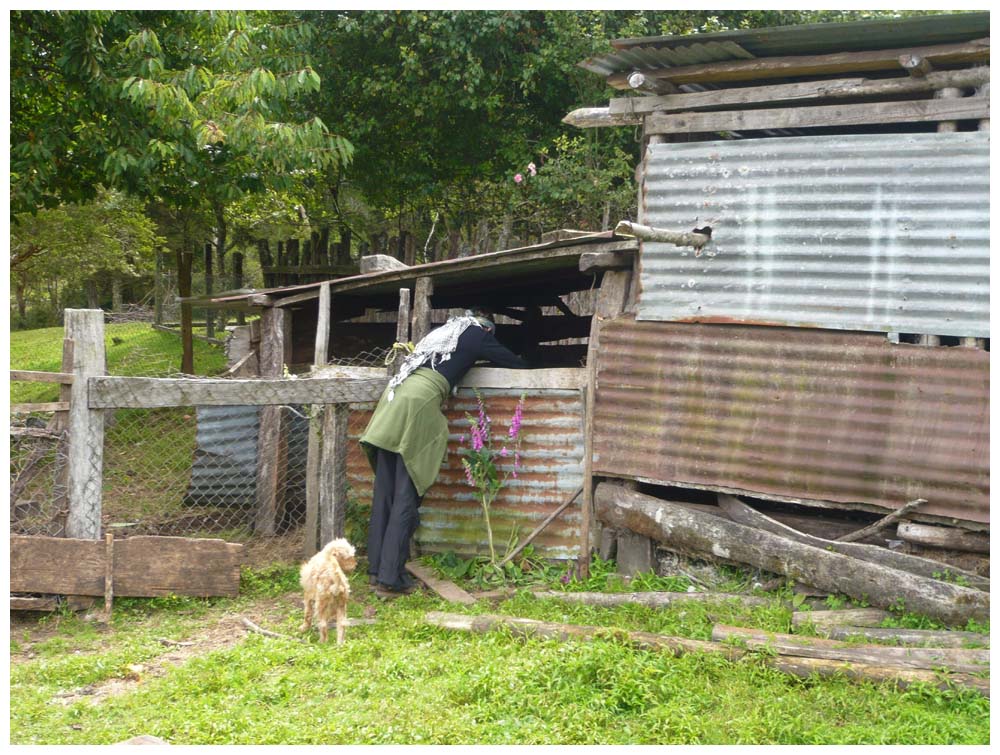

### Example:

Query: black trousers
xmin=367 ymin=448 xmax=421 ymax=589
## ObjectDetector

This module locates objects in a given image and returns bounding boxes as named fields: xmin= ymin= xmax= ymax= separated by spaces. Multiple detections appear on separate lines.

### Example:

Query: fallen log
xmin=792 ymin=608 xmax=890 ymax=631
xmin=533 ymin=590 xmax=771 ymax=609
xmin=716 ymin=495 xmax=987 ymax=592
xmin=825 ymin=626 xmax=990 ymax=648
xmin=426 ymin=611 xmax=988 ymax=697
xmin=711 ymin=625 xmax=989 ymax=675
xmin=896 ymin=522 xmax=990 ymax=554
xmin=595 ymin=483 xmax=988 ymax=626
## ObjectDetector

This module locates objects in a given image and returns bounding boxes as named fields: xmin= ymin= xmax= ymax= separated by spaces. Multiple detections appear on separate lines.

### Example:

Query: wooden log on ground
xmin=595 ymin=483 xmax=988 ymax=625
xmin=825 ymin=626 xmax=989 ymax=648
xmin=10 ymin=534 xmax=243 ymax=598
xmin=715 ymin=495 xmax=987 ymax=591
xmin=711 ymin=625 xmax=989 ymax=675
xmin=896 ymin=522 xmax=990 ymax=554
xmin=533 ymin=590 xmax=771 ymax=609
xmin=406 ymin=562 xmax=476 ymax=605
xmin=426 ymin=611 xmax=988 ymax=696
xmin=792 ymin=608 xmax=890 ymax=631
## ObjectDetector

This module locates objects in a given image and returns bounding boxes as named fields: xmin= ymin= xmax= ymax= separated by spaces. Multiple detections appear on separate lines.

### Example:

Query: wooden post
xmin=103 ymin=533 xmax=114 ymax=621
xmin=204 ymin=242 xmax=215 ymax=339
xmin=304 ymin=284 xmax=331 ymax=557
xmin=319 ymin=404 xmax=349 ymax=545
xmin=579 ymin=269 xmax=633 ymax=577
xmin=64 ymin=309 xmax=106 ymax=540
xmin=390 ymin=287 xmax=412 ymax=377
xmin=177 ymin=250 xmax=194 ymax=374
xmin=935 ymin=86 xmax=963 ymax=133
xmin=254 ymin=307 xmax=292 ymax=536
xmin=976 ymin=82 xmax=989 ymax=131
xmin=411 ymin=276 xmax=434 ymax=343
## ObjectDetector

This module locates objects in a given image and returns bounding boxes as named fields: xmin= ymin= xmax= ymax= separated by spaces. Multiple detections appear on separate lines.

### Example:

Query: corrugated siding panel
xmin=640 ymin=133 xmax=990 ymax=338
xmin=593 ymin=318 xmax=989 ymax=524
xmin=348 ymin=388 xmax=584 ymax=559
xmin=581 ymin=40 xmax=753 ymax=77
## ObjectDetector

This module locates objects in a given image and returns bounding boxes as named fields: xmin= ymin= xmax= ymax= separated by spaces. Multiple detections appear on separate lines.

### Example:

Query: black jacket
xmin=420 ymin=325 xmax=529 ymax=388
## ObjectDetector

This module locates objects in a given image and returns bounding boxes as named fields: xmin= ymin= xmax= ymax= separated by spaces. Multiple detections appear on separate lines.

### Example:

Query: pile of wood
xmin=426 ymin=607 xmax=988 ymax=697
xmin=593 ymin=483 xmax=988 ymax=627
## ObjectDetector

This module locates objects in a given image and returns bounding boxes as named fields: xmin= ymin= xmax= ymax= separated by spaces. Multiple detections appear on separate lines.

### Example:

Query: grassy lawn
xmin=10 ymin=323 xmax=228 ymax=403
xmin=9 ymin=560 xmax=990 ymax=746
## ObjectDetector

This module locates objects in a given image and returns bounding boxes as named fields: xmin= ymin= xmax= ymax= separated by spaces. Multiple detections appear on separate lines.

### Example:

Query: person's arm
xmin=479 ymin=330 xmax=531 ymax=368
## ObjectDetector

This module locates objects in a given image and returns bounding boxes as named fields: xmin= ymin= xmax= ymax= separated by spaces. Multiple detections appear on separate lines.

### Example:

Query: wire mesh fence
xmin=9 ymin=416 xmax=68 ymax=537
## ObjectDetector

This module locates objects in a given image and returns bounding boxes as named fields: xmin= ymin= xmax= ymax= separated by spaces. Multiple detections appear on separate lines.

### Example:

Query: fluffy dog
xmin=299 ymin=538 xmax=357 ymax=644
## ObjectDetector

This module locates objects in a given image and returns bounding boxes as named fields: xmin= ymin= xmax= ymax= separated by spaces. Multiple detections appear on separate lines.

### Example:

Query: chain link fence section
xmin=10 ymin=414 xmax=69 ymax=537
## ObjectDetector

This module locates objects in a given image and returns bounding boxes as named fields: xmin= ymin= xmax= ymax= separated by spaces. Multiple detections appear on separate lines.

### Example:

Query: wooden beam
xmin=457 ymin=367 xmax=585 ymax=391
xmin=273 ymin=290 xmax=322 ymax=308
xmin=11 ymin=402 xmax=71 ymax=413
xmin=579 ymin=250 xmax=635 ymax=274
xmin=248 ymin=294 xmax=275 ymax=307
xmin=411 ymin=276 xmax=434 ymax=343
xmin=10 ymin=370 xmax=74 ymax=384
xmin=89 ymin=375 xmax=387 ymax=409
xmin=595 ymin=483 xmax=989 ymax=625
xmin=645 ymin=96 xmax=989 ymax=135
xmin=608 ymin=37 xmax=990 ymax=87
xmin=406 ymin=562 xmax=476 ymax=605
xmin=10 ymin=534 xmax=243 ymax=597
xmin=388 ymin=287 xmax=412 ymax=377
xmin=900 ymin=53 xmax=934 ymax=77
xmin=255 ymin=307 xmax=292 ymax=537
xmin=304 ymin=283 xmax=333 ymax=558
xmin=562 ymin=106 xmax=643 ymax=128
xmin=607 ymin=66 xmax=990 ymax=117
xmin=318 ymin=404 xmax=349 ymax=545
xmin=9 ymin=427 xmax=63 ymax=440
xmin=64 ymin=310 xmax=106 ymax=541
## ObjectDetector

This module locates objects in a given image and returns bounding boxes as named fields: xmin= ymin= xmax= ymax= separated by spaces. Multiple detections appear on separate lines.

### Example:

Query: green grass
xmin=10 ymin=323 xmax=228 ymax=403
xmin=9 ymin=563 xmax=990 ymax=745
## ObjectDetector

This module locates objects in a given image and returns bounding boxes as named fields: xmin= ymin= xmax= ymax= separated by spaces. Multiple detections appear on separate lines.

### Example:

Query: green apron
xmin=359 ymin=368 xmax=451 ymax=496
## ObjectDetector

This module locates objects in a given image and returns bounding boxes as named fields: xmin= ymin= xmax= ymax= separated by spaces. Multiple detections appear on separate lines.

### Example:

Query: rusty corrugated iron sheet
xmin=348 ymin=388 xmax=584 ymax=559
xmin=592 ymin=317 xmax=989 ymax=524
xmin=639 ymin=133 xmax=990 ymax=338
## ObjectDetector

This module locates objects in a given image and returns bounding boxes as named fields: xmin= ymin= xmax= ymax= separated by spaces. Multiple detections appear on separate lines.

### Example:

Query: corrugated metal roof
xmin=581 ymin=12 xmax=989 ymax=77
xmin=639 ymin=133 xmax=989 ymax=338
xmin=348 ymin=387 xmax=585 ymax=560
xmin=592 ymin=317 xmax=989 ymax=525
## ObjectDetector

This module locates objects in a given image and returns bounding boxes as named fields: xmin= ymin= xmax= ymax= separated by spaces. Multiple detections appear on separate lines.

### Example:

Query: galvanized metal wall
xmin=640 ymin=133 xmax=990 ymax=338
xmin=347 ymin=387 xmax=584 ymax=559
xmin=592 ymin=317 xmax=989 ymax=524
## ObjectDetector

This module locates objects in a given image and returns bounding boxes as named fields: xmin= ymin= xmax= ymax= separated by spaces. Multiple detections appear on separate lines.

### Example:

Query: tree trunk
xmin=48 ymin=278 xmax=59 ymax=318
xmin=594 ymin=483 xmax=989 ymax=626
xmin=338 ymin=227 xmax=352 ymax=265
xmin=257 ymin=239 xmax=274 ymax=288
xmin=232 ymin=252 xmax=245 ymax=325
xmin=204 ymin=241 xmax=215 ymax=339
xmin=15 ymin=280 xmax=27 ymax=319
xmin=86 ymin=279 xmax=99 ymax=309
xmin=284 ymin=239 xmax=299 ymax=286
xmin=213 ymin=202 xmax=227 ymax=276
xmin=176 ymin=250 xmax=194 ymax=374
xmin=111 ymin=276 xmax=122 ymax=312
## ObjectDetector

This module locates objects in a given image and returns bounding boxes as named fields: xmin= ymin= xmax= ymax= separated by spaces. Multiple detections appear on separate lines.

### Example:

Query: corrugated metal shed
xmin=639 ymin=133 xmax=990 ymax=338
xmin=592 ymin=317 xmax=989 ymax=525
xmin=348 ymin=387 xmax=585 ymax=559
xmin=582 ymin=12 xmax=989 ymax=78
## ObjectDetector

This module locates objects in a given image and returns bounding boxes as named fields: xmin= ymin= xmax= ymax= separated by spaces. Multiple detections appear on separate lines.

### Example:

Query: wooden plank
xmin=10 ymin=370 xmax=75 ymax=384
xmin=406 ymin=561 xmax=477 ymax=605
xmin=10 ymin=534 xmax=243 ymax=598
xmin=103 ymin=533 xmax=114 ymax=619
xmin=319 ymin=404 xmax=349 ymax=544
xmin=273 ymin=290 xmax=322 ymax=308
xmin=411 ymin=276 xmax=434 ymax=343
xmin=579 ymin=250 xmax=635 ymax=273
xmin=607 ymin=66 xmax=991 ymax=116
xmin=645 ymin=96 xmax=989 ymax=135
xmin=255 ymin=307 xmax=292 ymax=537
xmin=826 ymin=626 xmax=989 ymax=647
xmin=11 ymin=596 xmax=59 ymax=611
xmin=897 ymin=522 xmax=990 ymax=553
xmin=595 ymin=484 xmax=989 ymax=626
xmin=715 ymin=495 xmax=987 ymax=591
xmin=9 ymin=427 xmax=63 ymax=440
xmin=458 ymin=367 xmax=585 ymax=391
xmin=609 ymin=37 xmax=991 ymax=87
xmin=88 ymin=375 xmax=388 ymax=409
xmin=711 ymin=624 xmax=989 ymax=674
xmin=64 ymin=310 xmax=106 ymax=541
xmin=10 ymin=402 xmax=71 ymax=413
xmin=792 ymin=608 xmax=891 ymax=631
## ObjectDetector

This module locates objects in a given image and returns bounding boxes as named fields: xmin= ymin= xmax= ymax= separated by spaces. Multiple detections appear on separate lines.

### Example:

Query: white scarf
xmin=386 ymin=313 xmax=488 ymax=401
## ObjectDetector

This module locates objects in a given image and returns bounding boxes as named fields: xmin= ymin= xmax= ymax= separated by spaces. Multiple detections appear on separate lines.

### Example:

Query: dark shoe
xmin=374 ymin=580 xmax=417 ymax=599
xmin=368 ymin=575 xmax=377 ymax=587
